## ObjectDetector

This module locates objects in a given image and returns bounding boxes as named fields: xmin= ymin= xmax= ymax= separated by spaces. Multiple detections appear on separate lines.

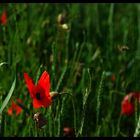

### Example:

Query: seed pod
xmin=34 ymin=112 xmax=47 ymax=128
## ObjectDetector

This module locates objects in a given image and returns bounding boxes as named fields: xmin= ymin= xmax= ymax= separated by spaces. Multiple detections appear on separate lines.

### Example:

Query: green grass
xmin=0 ymin=3 xmax=139 ymax=137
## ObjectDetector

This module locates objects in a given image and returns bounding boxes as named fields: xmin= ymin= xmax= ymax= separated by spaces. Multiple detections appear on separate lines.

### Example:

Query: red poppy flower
xmin=24 ymin=71 xmax=52 ymax=109
xmin=63 ymin=127 xmax=75 ymax=137
xmin=1 ymin=11 xmax=7 ymax=25
xmin=121 ymin=92 xmax=140 ymax=116
xmin=7 ymin=99 xmax=22 ymax=116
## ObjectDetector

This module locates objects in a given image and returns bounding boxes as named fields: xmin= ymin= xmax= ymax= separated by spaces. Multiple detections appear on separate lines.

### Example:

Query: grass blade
xmin=0 ymin=77 xmax=16 ymax=115
xmin=55 ymin=64 xmax=67 ymax=91
xmin=134 ymin=115 xmax=140 ymax=137
xmin=0 ymin=62 xmax=7 ymax=68
xmin=96 ymin=71 xmax=105 ymax=127
xmin=35 ymin=64 xmax=43 ymax=85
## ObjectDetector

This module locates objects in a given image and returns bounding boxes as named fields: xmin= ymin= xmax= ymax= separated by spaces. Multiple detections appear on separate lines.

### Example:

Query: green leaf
xmin=0 ymin=77 xmax=16 ymax=115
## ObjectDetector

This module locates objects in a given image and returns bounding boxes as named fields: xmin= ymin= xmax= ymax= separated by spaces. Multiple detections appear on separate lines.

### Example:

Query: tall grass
xmin=0 ymin=3 xmax=139 ymax=137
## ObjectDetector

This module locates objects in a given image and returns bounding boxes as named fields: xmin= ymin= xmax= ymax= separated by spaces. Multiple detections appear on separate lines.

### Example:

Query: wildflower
xmin=34 ymin=112 xmax=47 ymax=128
xmin=63 ymin=127 xmax=75 ymax=137
xmin=24 ymin=71 xmax=52 ymax=109
xmin=121 ymin=92 xmax=140 ymax=116
xmin=7 ymin=99 xmax=22 ymax=116
xmin=1 ymin=11 xmax=7 ymax=25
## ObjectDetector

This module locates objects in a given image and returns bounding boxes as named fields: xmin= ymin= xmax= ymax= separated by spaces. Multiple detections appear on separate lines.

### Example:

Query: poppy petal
xmin=11 ymin=100 xmax=16 ymax=109
xmin=24 ymin=73 xmax=35 ymax=98
xmin=16 ymin=106 xmax=22 ymax=116
xmin=1 ymin=11 xmax=7 ymax=25
xmin=37 ymin=71 xmax=51 ymax=98
xmin=37 ymin=71 xmax=51 ymax=107
xmin=121 ymin=93 xmax=135 ymax=116
xmin=121 ymin=100 xmax=134 ymax=115
xmin=7 ymin=107 xmax=13 ymax=115
xmin=33 ymin=99 xmax=42 ymax=108
xmin=40 ymin=95 xmax=51 ymax=108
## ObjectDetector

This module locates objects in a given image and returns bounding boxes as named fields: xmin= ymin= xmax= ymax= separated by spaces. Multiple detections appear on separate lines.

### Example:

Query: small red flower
xmin=63 ymin=127 xmax=75 ymax=137
xmin=111 ymin=74 xmax=116 ymax=82
xmin=121 ymin=92 xmax=140 ymax=116
xmin=7 ymin=99 xmax=22 ymax=116
xmin=24 ymin=71 xmax=52 ymax=109
xmin=1 ymin=11 xmax=7 ymax=25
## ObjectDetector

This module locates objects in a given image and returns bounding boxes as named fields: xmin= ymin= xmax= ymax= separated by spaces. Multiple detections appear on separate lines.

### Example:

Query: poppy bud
xmin=34 ymin=112 xmax=47 ymax=128
xmin=50 ymin=91 xmax=58 ymax=98
xmin=57 ymin=13 xmax=65 ymax=25
xmin=27 ymin=36 xmax=32 ymax=45
xmin=121 ymin=92 xmax=140 ymax=116
xmin=61 ymin=23 xmax=69 ymax=30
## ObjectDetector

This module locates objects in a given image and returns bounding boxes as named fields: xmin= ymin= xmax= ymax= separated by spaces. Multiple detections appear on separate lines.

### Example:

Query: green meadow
xmin=0 ymin=3 xmax=140 ymax=137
